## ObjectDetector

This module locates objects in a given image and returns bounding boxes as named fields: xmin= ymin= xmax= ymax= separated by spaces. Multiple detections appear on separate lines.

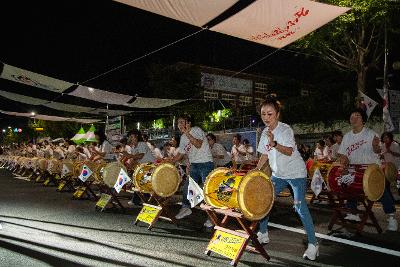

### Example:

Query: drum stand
xmin=201 ymin=204 xmax=270 ymax=267
xmin=134 ymin=191 xmax=178 ymax=230
xmin=95 ymin=185 xmax=126 ymax=212
xmin=72 ymin=179 xmax=99 ymax=201
xmin=328 ymin=194 xmax=382 ymax=234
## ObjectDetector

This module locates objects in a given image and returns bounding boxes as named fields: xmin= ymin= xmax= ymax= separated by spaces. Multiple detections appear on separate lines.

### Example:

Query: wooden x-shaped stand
xmin=201 ymin=204 xmax=270 ymax=266
xmin=328 ymin=194 xmax=382 ymax=234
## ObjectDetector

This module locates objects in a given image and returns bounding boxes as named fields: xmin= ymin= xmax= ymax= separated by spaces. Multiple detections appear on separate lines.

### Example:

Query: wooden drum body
xmin=204 ymin=168 xmax=274 ymax=221
xmin=133 ymin=162 xmax=181 ymax=197
xmin=47 ymin=159 xmax=63 ymax=174
xmin=327 ymin=164 xmax=385 ymax=201
xmin=382 ymin=162 xmax=398 ymax=183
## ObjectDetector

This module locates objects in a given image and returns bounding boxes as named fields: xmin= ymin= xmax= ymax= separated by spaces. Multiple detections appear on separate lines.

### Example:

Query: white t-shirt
xmin=231 ymin=144 xmax=246 ymax=164
xmin=244 ymin=145 xmax=256 ymax=161
xmin=257 ymin=122 xmax=306 ymax=179
xmin=178 ymin=126 xmax=213 ymax=164
xmin=331 ymin=143 xmax=340 ymax=160
xmin=131 ymin=141 xmax=156 ymax=163
xmin=211 ymin=143 xmax=231 ymax=167
xmin=101 ymin=140 xmax=114 ymax=160
xmin=382 ymin=141 xmax=400 ymax=169
xmin=338 ymin=127 xmax=380 ymax=165
xmin=314 ymin=147 xmax=324 ymax=160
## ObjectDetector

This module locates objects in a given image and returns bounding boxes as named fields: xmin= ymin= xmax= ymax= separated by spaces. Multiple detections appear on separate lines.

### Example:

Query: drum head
xmin=238 ymin=170 xmax=274 ymax=221
xmin=101 ymin=162 xmax=127 ymax=188
xmin=363 ymin=164 xmax=385 ymax=201
xmin=384 ymin=162 xmax=398 ymax=183
xmin=152 ymin=163 xmax=181 ymax=197
xmin=204 ymin=167 xmax=231 ymax=208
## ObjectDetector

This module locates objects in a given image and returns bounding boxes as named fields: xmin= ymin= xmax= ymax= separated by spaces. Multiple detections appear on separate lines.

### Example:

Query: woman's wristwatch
xmin=272 ymin=141 xmax=278 ymax=147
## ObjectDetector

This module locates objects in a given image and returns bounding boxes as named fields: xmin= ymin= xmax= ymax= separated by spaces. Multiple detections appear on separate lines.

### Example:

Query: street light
xmin=31 ymin=112 xmax=36 ymax=116
xmin=7 ymin=126 xmax=11 ymax=129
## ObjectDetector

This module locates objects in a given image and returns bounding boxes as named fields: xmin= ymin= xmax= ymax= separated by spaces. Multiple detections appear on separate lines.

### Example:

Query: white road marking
xmin=269 ymin=222 xmax=400 ymax=257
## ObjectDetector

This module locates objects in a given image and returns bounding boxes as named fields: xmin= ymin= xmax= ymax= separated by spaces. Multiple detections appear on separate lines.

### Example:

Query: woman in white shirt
xmin=256 ymin=94 xmax=318 ymax=260
xmin=206 ymin=133 xmax=231 ymax=167
xmin=313 ymin=140 xmax=325 ymax=161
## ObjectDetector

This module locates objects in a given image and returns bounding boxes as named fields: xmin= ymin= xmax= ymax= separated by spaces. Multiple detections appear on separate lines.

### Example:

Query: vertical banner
xmin=106 ymin=116 xmax=123 ymax=145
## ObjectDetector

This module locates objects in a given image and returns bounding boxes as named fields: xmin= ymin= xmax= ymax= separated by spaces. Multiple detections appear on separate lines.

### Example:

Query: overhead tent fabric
xmin=69 ymin=85 xmax=134 ymax=105
xmin=0 ymin=90 xmax=132 ymax=116
xmin=0 ymin=110 xmax=100 ymax=123
xmin=126 ymin=96 xmax=186 ymax=108
xmin=210 ymin=0 xmax=350 ymax=48
xmin=116 ymin=0 xmax=349 ymax=48
xmin=0 ymin=63 xmax=73 ymax=93
xmin=114 ymin=0 xmax=239 ymax=27
xmin=0 ymin=65 xmax=187 ymax=109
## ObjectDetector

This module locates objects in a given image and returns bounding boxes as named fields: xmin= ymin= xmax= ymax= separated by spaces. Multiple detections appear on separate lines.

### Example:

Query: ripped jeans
xmin=259 ymin=176 xmax=317 ymax=245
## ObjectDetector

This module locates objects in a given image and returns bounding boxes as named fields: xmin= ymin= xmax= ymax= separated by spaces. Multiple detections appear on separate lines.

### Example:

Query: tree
xmin=296 ymin=0 xmax=399 ymax=93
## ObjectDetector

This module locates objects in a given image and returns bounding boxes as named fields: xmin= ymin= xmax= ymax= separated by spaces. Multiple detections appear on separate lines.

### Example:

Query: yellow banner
xmin=136 ymin=204 xmax=162 ymax=225
xmin=207 ymin=230 xmax=246 ymax=260
xmin=73 ymin=186 xmax=86 ymax=199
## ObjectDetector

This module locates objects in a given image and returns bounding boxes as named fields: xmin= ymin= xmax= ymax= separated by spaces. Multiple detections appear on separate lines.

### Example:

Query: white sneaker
xmin=344 ymin=213 xmax=361 ymax=222
xmin=303 ymin=243 xmax=319 ymax=261
xmin=387 ymin=216 xmax=398 ymax=231
xmin=175 ymin=207 xmax=192 ymax=219
xmin=257 ymin=231 xmax=269 ymax=244
xmin=204 ymin=219 xmax=213 ymax=228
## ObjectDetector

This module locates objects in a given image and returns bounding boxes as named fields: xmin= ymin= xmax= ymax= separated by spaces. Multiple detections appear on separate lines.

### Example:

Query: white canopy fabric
xmin=69 ymin=85 xmax=134 ymax=105
xmin=0 ymin=110 xmax=100 ymax=123
xmin=0 ymin=90 xmax=49 ymax=105
xmin=126 ymin=96 xmax=186 ymax=108
xmin=210 ymin=0 xmax=350 ymax=48
xmin=114 ymin=0 xmax=238 ymax=27
xmin=0 ymin=90 xmax=131 ymax=116
xmin=0 ymin=63 xmax=73 ymax=93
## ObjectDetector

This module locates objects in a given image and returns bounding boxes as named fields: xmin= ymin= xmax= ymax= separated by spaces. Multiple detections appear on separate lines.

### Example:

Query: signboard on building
xmin=106 ymin=116 xmax=123 ymax=145
xmin=201 ymin=73 xmax=252 ymax=94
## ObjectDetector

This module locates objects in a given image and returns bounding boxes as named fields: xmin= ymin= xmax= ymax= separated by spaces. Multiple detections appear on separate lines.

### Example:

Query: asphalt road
xmin=0 ymin=168 xmax=399 ymax=266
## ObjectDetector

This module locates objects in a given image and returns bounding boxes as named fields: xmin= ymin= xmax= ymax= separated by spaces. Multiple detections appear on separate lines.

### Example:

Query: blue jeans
xmin=346 ymin=184 xmax=396 ymax=214
xmin=182 ymin=161 xmax=214 ymax=208
xmin=259 ymin=176 xmax=317 ymax=245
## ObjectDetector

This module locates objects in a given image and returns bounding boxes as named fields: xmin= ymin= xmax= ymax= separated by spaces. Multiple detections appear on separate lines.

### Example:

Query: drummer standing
xmin=337 ymin=108 xmax=398 ymax=231
xmin=256 ymin=94 xmax=319 ymax=260
xmin=170 ymin=114 xmax=214 ymax=221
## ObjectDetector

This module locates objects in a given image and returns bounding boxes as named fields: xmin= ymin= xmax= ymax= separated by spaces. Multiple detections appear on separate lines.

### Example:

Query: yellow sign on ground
xmin=136 ymin=204 xmax=162 ymax=225
xmin=207 ymin=229 xmax=246 ymax=260
xmin=73 ymin=186 xmax=86 ymax=199
xmin=57 ymin=181 xmax=66 ymax=191
xmin=96 ymin=194 xmax=112 ymax=210
xmin=43 ymin=178 xmax=50 ymax=186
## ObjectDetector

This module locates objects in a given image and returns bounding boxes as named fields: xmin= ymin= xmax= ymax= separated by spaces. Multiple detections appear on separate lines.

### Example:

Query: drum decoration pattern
xmin=327 ymin=164 xmax=385 ymax=201
xmin=204 ymin=168 xmax=274 ymax=221
xmin=306 ymin=159 xmax=332 ymax=181
xmin=133 ymin=162 xmax=181 ymax=197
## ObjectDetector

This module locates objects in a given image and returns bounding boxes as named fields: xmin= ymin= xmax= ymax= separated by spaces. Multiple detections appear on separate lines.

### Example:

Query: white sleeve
xmin=178 ymin=136 xmax=188 ymax=155
xmin=257 ymin=130 xmax=269 ymax=154
xmin=280 ymin=127 xmax=296 ymax=148
xmin=190 ymin=127 xmax=205 ymax=140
